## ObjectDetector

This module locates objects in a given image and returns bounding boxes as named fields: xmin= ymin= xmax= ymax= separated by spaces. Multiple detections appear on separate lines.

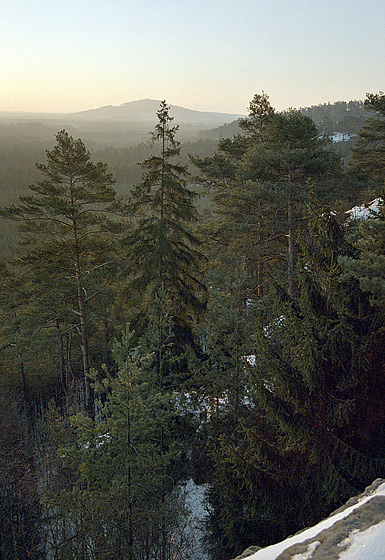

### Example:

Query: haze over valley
xmin=0 ymin=99 xmax=245 ymax=147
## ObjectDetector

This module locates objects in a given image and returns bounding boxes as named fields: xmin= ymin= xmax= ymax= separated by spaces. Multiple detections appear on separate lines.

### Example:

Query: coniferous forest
xmin=1 ymin=93 xmax=385 ymax=560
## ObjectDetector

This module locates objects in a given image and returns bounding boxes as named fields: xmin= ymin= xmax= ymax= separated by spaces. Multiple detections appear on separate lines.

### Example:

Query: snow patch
xmin=331 ymin=133 xmax=356 ymax=143
xmin=346 ymin=198 xmax=382 ymax=221
xmin=292 ymin=541 xmax=320 ymax=559
xmin=337 ymin=520 xmax=385 ymax=559
xmin=245 ymin=482 xmax=385 ymax=560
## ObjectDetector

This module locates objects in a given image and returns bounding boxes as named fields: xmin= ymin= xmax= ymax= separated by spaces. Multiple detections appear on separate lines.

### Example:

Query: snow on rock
xmin=233 ymin=479 xmax=385 ymax=560
xmin=346 ymin=198 xmax=383 ymax=221
xmin=337 ymin=520 xmax=385 ymax=559
xmin=331 ymin=133 xmax=356 ymax=143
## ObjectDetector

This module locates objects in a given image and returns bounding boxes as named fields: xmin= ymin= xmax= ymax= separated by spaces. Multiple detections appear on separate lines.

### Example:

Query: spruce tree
xmin=197 ymin=202 xmax=385 ymax=557
xmin=196 ymin=267 xmax=253 ymax=417
xmin=44 ymin=289 xmax=193 ymax=560
xmin=125 ymin=101 xmax=206 ymax=345
xmin=341 ymin=198 xmax=385 ymax=310
xmin=244 ymin=202 xmax=385 ymax=544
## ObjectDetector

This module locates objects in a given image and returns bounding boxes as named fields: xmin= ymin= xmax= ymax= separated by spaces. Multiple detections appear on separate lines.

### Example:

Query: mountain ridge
xmin=0 ymin=99 xmax=245 ymax=125
xmin=0 ymin=98 xmax=367 ymax=152
xmin=0 ymin=99 xmax=245 ymax=147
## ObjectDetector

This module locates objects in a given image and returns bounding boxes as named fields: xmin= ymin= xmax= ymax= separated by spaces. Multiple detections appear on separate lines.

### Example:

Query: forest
xmin=0 ymin=92 xmax=385 ymax=560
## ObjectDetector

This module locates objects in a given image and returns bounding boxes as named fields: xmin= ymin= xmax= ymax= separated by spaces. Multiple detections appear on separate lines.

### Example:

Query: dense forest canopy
xmin=1 ymin=93 xmax=385 ymax=560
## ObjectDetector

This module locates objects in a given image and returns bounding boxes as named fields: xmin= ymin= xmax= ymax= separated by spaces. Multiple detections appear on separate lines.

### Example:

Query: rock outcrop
xmin=235 ymin=479 xmax=385 ymax=560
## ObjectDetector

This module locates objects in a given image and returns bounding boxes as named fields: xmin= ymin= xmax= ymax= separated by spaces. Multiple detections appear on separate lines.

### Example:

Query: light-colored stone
xmin=233 ymin=545 xmax=262 ymax=560
xmin=231 ymin=480 xmax=385 ymax=560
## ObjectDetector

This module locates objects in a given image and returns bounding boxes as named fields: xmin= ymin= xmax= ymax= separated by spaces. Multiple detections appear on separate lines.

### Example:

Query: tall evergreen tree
xmin=126 ymin=101 xmax=206 ymax=345
xmin=44 ymin=289 xmax=193 ymax=560
xmin=241 ymin=108 xmax=341 ymax=295
xmin=196 ymin=201 xmax=385 ymax=558
xmin=194 ymin=93 xmax=341 ymax=300
xmin=243 ymin=203 xmax=385 ymax=545
xmin=0 ymin=130 xmax=120 ymax=414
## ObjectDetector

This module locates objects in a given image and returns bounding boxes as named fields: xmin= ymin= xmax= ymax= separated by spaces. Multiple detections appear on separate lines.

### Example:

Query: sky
xmin=1 ymin=0 xmax=384 ymax=115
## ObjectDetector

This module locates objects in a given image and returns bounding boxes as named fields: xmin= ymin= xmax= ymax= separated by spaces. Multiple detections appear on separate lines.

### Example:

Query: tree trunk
xmin=287 ymin=182 xmax=295 ymax=298
xmin=72 ymin=212 xmax=93 ymax=416
xmin=75 ymin=267 xmax=92 ymax=416
xmin=127 ymin=376 xmax=133 ymax=560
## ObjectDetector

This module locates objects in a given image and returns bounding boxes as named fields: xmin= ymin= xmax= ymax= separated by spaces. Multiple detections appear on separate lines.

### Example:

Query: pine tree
xmin=191 ymin=93 xmax=276 ymax=295
xmin=0 ymin=130 xmax=120 ymax=415
xmin=193 ymin=93 xmax=342 ymax=301
xmin=241 ymin=108 xmax=341 ymax=295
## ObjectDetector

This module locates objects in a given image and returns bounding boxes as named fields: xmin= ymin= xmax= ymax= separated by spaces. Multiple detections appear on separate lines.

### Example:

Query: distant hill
xmin=301 ymin=100 xmax=367 ymax=135
xmin=0 ymin=99 xmax=245 ymax=148
xmin=71 ymin=99 xmax=244 ymax=125
xmin=0 ymin=98 xmax=371 ymax=151
xmin=198 ymin=119 xmax=243 ymax=140
xmin=0 ymin=98 xmax=372 ymax=208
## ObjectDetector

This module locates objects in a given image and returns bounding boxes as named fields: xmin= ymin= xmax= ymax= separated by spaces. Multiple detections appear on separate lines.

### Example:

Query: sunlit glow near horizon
xmin=1 ymin=0 xmax=384 ymax=114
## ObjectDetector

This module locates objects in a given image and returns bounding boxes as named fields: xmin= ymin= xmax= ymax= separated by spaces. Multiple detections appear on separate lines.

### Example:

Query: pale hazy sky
xmin=1 ymin=0 xmax=384 ymax=114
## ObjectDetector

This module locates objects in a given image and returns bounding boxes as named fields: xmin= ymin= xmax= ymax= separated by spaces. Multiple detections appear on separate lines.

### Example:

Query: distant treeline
xmin=0 ymin=99 xmax=368 ymax=196
xmin=301 ymin=99 xmax=366 ymax=134
xmin=0 ymin=99 xmax=369 ymax=257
